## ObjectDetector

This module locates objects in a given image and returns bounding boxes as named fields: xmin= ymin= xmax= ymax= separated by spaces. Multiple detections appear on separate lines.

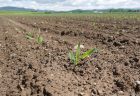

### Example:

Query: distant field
xmin=0 ymin=11 xmax=140 ymax=19
xmin=0 ymin=11 xmax=46 ymax=15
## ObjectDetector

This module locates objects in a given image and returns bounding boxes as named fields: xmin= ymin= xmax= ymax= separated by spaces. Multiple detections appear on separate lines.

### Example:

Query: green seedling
xmin=37 ymin=35 xmax=44 ymax=44
xmin=26 ymin=32 xmax=33 ymax=40
xmin=69 ymin=43 xmax=97 ymax=65
xmin=26 ymin=32 xmax=44 ymax=45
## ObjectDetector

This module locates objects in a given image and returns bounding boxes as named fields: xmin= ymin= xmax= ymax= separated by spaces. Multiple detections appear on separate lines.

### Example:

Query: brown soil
xmin=0 ymin=15 xmax=140 ymax=96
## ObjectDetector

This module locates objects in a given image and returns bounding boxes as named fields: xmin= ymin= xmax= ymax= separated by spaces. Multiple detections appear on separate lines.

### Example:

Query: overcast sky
xmin=0 ymin=0 xmax=140 ymax=11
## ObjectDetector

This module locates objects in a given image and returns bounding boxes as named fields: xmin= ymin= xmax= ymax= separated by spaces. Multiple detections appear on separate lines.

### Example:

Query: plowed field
xmin=0 ymin=14 xmax=140 ymax=96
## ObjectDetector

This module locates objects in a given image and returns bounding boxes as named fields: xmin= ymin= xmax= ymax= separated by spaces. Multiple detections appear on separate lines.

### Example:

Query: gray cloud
xmin=0 ymin=0 xmax=140 ymax=11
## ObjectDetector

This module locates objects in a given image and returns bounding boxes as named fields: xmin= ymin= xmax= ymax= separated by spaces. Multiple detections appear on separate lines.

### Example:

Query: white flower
xmin=74 ymin=44 xmax=84 ymax=50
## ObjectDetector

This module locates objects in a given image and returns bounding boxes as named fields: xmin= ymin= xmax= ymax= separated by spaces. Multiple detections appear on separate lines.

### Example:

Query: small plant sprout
xmin=69 ymin=43 xmax=97 ymax=65
xmin=26 ymin=32 xmax=33 ymax=39
xmin=37 ymin=35 xmax=44 ymax=44
xmin=26 ymin=31 xmax=44 ymax=45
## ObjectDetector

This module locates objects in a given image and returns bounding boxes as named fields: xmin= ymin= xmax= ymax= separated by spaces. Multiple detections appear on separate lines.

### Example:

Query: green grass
xmin=0 ymin=11 xmax=140 ymax=18
xmin=0 ymin=11 xmax=49 ymax=16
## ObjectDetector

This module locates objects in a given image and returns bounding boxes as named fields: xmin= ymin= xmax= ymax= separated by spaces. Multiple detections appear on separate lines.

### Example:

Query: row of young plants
xmin=26 ymin=32 xmax=44 ymax=44
xmin=26 ymin=32 xmax=97 ymax=65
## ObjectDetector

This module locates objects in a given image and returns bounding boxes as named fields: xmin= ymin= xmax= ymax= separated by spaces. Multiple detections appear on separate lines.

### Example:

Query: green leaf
xmin=81 ymin=48 xmax=97 ymax=59
xmin=69 ymin=51 xmax=75 ymax=63
xmin=26 ymin=35 xmax=33 ymax=39
xmin=75 ymin=43 xmax=80 ymax=64
xmin=37 ymin=35 xmax=43 ymax=44
xmin=26 ymin=32 xmax=33 ymax=39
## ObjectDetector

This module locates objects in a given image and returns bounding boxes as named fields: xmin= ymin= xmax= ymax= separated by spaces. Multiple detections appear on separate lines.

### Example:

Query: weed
xmin=69 ymin=43 xmax=97 ymax=65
